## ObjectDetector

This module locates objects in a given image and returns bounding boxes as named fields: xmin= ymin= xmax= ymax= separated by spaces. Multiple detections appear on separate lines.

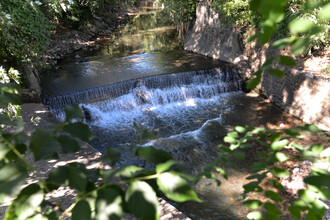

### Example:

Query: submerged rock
xmin=81 ymin=105 xmax=92 ymax=121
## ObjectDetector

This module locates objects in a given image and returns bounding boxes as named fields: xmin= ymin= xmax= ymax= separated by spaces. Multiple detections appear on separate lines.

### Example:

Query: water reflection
xmin=97 ymin=5 xmax=182 ymax=57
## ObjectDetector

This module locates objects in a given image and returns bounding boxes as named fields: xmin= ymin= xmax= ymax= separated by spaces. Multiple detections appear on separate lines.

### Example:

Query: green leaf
xmin=234 ymin=151 xmax=245 ymax=160
xmin=264 ymin=202 xmax=281 ymax=215
xmin=25 ymin=214 xmax=49 ymax=220
xmin=228 ymin=131 xmax=239 ymax=138
xmin=157 ymin=172 xmax=202 ymax=203
xmin=0 ymin=144 xmax=11 ymax=161
xmin=218 ymin=145 xmax=232 ymax=153
xmin=235 ymin=126 xmax=247 ymax=133
xmin=284 ymin=129 xmax=300 ymax=138
xmin=44 ymin=210 xmax=58 ymax=220
xmin=246 ymin=173 xmax=267 ymax=181
xmin=311 ymin=144 xmax=323 ymax=153
xmin=72 ymin=200 xmax=91 ymax=220
xmin=126 ymin=181 xmax=160 ymax=220
xmin=304 ymin=174 xmax=330 ymax=188
xmin=270 ymin=133 xmax=282 ymax=143
xmin=136 ymin=146 xmax=172 ymax=165
xmin=117 ymin=166 xmax=145 ymax=179
xmin=269 ymin=167 xmax=289 ymax=178
xmin=249 ymin=0 xmax=261 ymax=11
xmin=68 ymin=164 xmax=87 ymax=191
xmin=64 ymin=104 xmax=84 ymax=121
xmin=289 ymin=18 xmax=315 ymax=34
xmin=215 ymin=166 xmax=228 ymax=179
xmin=30 ymin=129 xmax=61 ymax=161
xmin=58 ymin=135 xmax=80 ymax=153
xmin=224 ymin=136 xmax=238 ymax=144
xmin=268 ymin=69 xmax=285 ymax=79
xmin=247 ymin=211 xmax=262 ymax=220
xmin=251 ymin=162 xmax=267 ymax=172
xmin=289 ymin=205 xmax=301 ymax=219
xmin=320 ymin=3 xmax=330 ymax=20
xmin=95 ymin=186 xmax=124 ymax=220
xmin=0 ymin=113 xmax=14 ymax=125
xmin=309 ymin=199 xmax=326 ymax=216
xmin=278 ymin=56 xmax=296 ymax=67
xmin=246 ymin=33 xmax=261 ymax=43
xmin=299 ymin=189 xmax=317 ymax=203
xmin=269 ymin=8 xmax=285 ymax=23
xmin=5 ymin=184 xmax=44 ymax=220
xmin=252 ymin=127 xmax=266 ymax=134
xmin=156 ymin=160 xmax=181 ymax=174
xmin=259 ymin=20 xmax=276 ymax=45
xmin=247 ymin=71 xmax=262 ymax=90
xmin=271 ymin=38 xmax=295 ymax=49
xmin=294 ymin=199 xmax=308 ymax=211
xmin=3 ymin=92 xmax=21 ymax=105
xmin=0 ymin=165 xmax=28 ymax=203
xmin=271 ymin=139 xmax=288 ymax=151
xmin=102 ymin=147 xmax=121 ymax=166
xmin=292 ymin=37 xmax=309 ymax=55
xmin=275 ymin=152 xmax=288 ymax=162
xmin=47 ymin=166 xmax=69 ymax=187
xmin=265 ymin=191 xmax=282 ymax=202
xmin=141 ymin=129 xmax=158 ymax=141
xmin=268 ymin=179 xmax=284 ymax=190
xmin=242 ymin=200 xmax=262 ymax=209
xmin=265 ymin=214 xmax=280 ymax=220
xmin=63 ymin=122 xmax=94 ymax=142
xmin=243 ymin=182 xmax=263 ymax=193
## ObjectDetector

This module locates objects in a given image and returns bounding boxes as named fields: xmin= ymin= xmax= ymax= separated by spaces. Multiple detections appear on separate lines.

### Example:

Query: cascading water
xmin=45 ymin=67 xmax=244 ymax=154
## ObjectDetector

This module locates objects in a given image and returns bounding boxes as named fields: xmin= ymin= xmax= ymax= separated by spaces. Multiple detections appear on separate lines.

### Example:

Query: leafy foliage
xmin=206 ymin=125 xmax=330 ymax=219
xmin=246 ymin=0 xmax=330 ymax=89
xmin=0 ymin=0 xmax=51 ymax=63
xmin=211 ymin=0 xmax=329 ymax=55
xmin=212 ymin=0 xmax=254 ymax=26
xmin=0 ymin=0 xmax=136 ymax=66
xmin=157 ymin=0 xmax=197 ymax=23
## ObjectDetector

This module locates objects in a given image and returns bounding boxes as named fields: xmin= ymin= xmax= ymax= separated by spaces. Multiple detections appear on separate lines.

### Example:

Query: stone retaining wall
xmin=184 ymin=3 xmax=330 ymax=130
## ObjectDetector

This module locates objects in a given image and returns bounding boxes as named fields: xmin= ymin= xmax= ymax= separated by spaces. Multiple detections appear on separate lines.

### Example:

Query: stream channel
xmin=41 ymin=1 xmax=303 ymax=219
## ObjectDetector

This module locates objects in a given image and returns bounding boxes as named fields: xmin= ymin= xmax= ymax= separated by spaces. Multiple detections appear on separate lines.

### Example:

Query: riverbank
xmin=19 ymin=2 xmax=138 ymax=102
xmin=184 ymin=3 xmax=330 ymax=131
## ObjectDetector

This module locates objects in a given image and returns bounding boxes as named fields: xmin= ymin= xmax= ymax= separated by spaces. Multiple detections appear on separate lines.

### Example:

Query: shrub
xmin=0 ymin=0 xmax=51 ymax=64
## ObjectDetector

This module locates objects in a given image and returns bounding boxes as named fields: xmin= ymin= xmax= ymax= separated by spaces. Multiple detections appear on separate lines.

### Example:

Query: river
xmin=41 ymin=1 xmax=303 ymax=219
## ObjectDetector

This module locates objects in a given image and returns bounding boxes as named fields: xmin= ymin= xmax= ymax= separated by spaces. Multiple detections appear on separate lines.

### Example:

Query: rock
xmin=75 ymin=54 xmax=81 ymax=59
xmin=20 ymin=89 xmax=42 ymax=103
xmin=134 ymin=86 xmax=151 ymax=104
xmin=81 ymin=105 xmax=92 ymax=121
xmin=198 ymin=119 xmax=227 ymax=142
xmin=54 ymin=54 xmax=61 ymax=59
xmin=73 ymin=45 xmax=82 ymax=51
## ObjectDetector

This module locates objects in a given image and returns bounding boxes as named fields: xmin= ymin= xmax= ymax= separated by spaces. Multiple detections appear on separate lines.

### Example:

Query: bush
xmin=157 ymin=0 xmax=197 ymax=23
xmin=0 ymin=0 xmax=51 ymax=64
xmin=202 ymin=125 xmax=330 ymax=220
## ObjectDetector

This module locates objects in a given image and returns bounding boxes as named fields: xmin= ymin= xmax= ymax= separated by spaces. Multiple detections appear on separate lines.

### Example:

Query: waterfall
xmin=44 ymin=66 xmax=243 ymax=114
xmin=43 ymin=66 xmax=244 ymax=151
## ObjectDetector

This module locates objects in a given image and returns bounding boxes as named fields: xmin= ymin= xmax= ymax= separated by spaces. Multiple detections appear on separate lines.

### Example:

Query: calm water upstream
xmin=42 ymin=1 xmax=303 ymax=219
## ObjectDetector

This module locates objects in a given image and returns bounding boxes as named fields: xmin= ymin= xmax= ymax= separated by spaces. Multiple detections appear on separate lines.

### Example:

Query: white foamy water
xmin=46 ymin=68 xmax=243 ymax=150
xmin=81 ymin=84 xmax=238 ymax=150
